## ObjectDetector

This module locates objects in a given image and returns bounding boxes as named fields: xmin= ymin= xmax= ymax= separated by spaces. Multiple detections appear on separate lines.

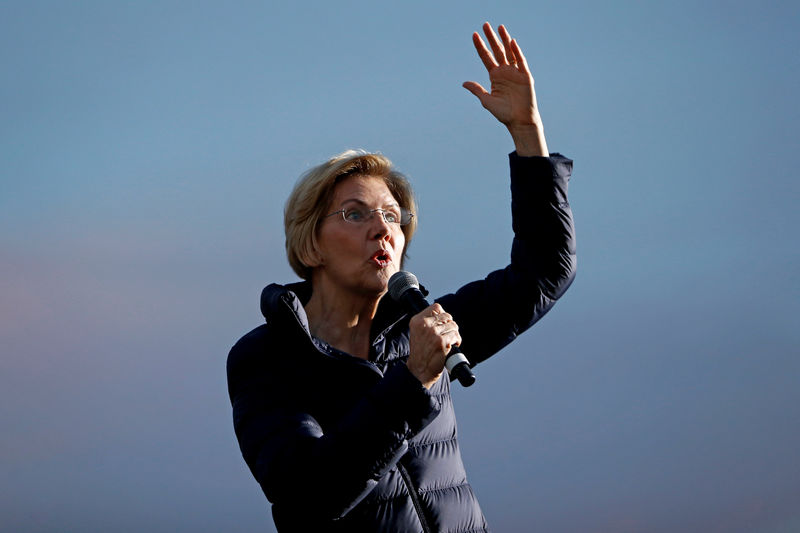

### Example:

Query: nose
xmin=370 ymin=211 xmax=392 ymax=241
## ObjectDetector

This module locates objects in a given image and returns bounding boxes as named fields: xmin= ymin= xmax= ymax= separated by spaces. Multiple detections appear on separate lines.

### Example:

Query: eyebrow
xmin=339 ymin=198 xmax=400 ymax=209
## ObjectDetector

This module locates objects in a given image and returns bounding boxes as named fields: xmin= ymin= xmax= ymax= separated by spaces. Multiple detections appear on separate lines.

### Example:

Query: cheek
xmin=395 ymin=229 xmax=406 ymax=255
xmin=318 ymin=225 xmax=361 ymax=261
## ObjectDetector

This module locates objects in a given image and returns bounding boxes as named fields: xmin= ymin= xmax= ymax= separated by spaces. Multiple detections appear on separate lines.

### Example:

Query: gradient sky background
xmin=2 ymin=1 xmax=798 ymax=532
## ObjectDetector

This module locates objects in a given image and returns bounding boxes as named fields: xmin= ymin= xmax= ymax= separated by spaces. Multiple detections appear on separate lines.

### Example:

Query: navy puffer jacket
xmin=227 ymin=153 xmax=575 ymax=532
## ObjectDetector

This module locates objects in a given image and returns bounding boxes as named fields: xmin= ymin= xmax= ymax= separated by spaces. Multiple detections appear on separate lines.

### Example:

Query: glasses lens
xmin=382 ymin=207 xmax=402 ymax=224
xmin=340 ymin=207 xmax=413 ymax=225
xmin=343 ymin=208 xmax=366 ymax=223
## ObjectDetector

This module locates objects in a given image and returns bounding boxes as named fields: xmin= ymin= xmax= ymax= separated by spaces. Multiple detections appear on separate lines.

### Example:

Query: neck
xmin=304 ymin=276 xmax=384 ymax=360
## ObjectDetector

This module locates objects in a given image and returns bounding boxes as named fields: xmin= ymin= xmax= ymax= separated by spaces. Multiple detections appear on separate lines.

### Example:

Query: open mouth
xmin=370 ymin=250 xmax=392 ymax=268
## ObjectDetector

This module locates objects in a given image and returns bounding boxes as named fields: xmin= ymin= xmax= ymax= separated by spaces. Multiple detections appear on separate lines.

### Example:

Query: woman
xmin=227 ymin=23 xmax=576 ymax=532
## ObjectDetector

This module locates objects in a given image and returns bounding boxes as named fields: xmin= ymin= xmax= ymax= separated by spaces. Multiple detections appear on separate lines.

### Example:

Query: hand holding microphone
xmin=389 ymin=271 xmax=476 ymax=388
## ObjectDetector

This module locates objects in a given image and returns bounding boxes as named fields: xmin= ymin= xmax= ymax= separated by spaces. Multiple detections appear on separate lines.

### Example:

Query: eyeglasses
xmin=325 ymin=206 xmax=415 ymax=226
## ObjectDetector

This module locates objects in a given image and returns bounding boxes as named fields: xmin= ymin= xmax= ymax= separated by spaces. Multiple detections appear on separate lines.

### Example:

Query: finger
xmin=434 ymin=314 xmax=458 ymax=333
xmin=443 ymin=329 xmax=462 ymax=352
xmin=498 ymin=25 xmax=515 ymax=65
xmin=472 ymin=32 xmax=497 ymax=71
xmin=411 ymin=303 xmax=443 ymax=329
xmin=462 ymin=81 xmax=487 ymax=96
xmin=510 ymin=38 xmax=531 ymax=75
xmin=427 ymin=312 xmax=454 ymax=328
xmin=462 ymin=81 xmax=491 ymax=108
xmin=440 ymin=324 xmax=459 ymax=338
xmin=436 ymin=315 xmax=454 ymax=328
xmin=424 ymin=315 xmax=441 ymax=327
xmin=482 ymin=22 xmax=508 ymax=64
xmin=423 ymin=312 xmax=444 ymax=327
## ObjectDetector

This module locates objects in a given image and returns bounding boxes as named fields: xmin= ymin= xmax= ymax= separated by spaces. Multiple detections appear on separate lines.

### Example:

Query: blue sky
xmin=1 ymin=1 xmax=798 ymax=531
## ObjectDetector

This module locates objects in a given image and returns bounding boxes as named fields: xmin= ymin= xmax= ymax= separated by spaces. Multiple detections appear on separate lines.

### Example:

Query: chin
xmin=363 ymin=267 xmax=395 ymax=294
xmin=381 ymin=264 xmax=400 ymax=281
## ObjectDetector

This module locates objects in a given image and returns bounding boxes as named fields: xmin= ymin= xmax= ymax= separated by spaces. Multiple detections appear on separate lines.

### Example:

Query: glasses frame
xmin=324 ymin=206 xmax=415 ymax=226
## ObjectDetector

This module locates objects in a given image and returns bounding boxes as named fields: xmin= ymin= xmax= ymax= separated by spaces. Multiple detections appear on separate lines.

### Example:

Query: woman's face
xmin=314 ymin=174 xmax=406 ymax=297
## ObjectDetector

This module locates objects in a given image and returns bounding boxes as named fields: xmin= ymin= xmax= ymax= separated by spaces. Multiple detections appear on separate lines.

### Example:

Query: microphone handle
xmin=400 ymin=291 xmax=476 ymax=387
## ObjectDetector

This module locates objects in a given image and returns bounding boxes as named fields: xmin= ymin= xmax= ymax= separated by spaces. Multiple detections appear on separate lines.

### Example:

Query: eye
xmin=383 ymin=210 xmax=400 ymax=223
xmin=344 ymin=208 xmax=365 ymax=222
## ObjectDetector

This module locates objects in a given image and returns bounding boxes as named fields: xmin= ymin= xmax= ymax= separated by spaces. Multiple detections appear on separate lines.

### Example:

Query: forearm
xmin=509 ymin=152 xmax=576 ymax=295
xmin=437 ymin=153 xmax=575 ymax=364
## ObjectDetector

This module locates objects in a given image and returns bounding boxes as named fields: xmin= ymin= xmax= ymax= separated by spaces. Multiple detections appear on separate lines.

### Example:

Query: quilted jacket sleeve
xmin=437 ymin=152 xmax=576 ymax=365
xmin=227 ymin=330 xmax=440 ymax=521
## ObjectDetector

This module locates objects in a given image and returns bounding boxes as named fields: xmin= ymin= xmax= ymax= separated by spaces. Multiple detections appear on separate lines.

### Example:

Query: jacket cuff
xmin=509 ymin=151 xmax=573 ymax=184
xmin=509 ymin=152 xmax=573 ymax=233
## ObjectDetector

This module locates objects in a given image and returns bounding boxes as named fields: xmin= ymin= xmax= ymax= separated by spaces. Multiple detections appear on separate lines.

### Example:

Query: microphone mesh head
xmin=388 ymin=271 xmax=419 ymax=301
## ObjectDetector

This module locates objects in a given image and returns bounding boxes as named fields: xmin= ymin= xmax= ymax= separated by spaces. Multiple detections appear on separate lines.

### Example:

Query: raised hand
xmin=463 ymin=23 xmax=548 ymax=157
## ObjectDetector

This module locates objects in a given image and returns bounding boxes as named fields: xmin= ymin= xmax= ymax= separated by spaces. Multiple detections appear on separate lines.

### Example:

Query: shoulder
xmin=229 ymin=322 xmax=270 ymax=354
xmin=226 ymin=321 xmax=302 ymax=406
xmin=227 ymin=323 xmax=282 ymax=381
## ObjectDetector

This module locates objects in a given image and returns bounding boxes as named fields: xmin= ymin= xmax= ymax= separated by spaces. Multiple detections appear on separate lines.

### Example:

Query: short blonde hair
xmin=284 ymin=150 xmax=418 ymax=280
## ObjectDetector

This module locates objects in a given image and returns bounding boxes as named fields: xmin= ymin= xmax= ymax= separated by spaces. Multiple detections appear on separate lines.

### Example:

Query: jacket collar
xmin=260 ymin=280 xmax=416 ymax=341
xmin=260 ymin=281 xmax=312 ymax=334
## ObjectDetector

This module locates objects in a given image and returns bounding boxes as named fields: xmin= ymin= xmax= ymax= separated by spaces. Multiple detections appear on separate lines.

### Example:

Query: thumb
xmin=462 ymin=81 xmax=489 ymax=102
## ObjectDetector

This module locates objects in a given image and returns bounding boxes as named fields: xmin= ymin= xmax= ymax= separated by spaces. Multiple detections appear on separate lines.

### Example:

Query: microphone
xmin=388 ymin=271 xmax=476 ymax=387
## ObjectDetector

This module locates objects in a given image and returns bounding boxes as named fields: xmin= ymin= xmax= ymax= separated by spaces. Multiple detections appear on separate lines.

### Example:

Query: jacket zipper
xmin=397 ymin=461 xmax=433 ymax=533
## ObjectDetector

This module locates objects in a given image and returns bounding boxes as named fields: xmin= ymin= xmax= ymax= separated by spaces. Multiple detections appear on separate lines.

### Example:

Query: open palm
xmin=463 ymin=23 xmax=541 ymax=129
